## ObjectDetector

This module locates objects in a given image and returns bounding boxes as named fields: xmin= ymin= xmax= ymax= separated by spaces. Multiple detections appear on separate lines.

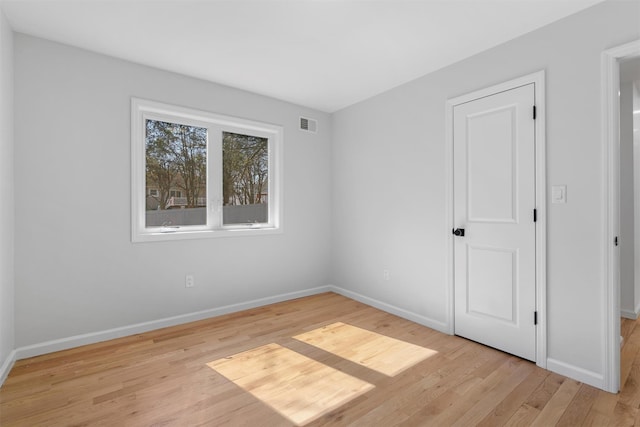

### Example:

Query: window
xmin=131 ymin=98 xmax=282 ymax=242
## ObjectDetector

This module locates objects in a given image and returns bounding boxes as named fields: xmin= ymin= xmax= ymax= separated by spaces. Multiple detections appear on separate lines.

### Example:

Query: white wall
xmin=13 ymin=35 xmax=332 ymax=349
xmin=331 ymin=0 xmax=640 ymax=388
xmin=621 ymin=79 xmax=636 ymax=318
xmin=0 ymin=9 xmax=14 ymax=382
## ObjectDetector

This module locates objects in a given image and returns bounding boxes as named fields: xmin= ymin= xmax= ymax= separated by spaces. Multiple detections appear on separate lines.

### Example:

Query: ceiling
xmin=0 ymin=0 xmax=606 ymax=112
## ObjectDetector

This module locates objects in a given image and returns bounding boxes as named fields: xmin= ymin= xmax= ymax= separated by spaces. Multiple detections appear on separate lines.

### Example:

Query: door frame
xmin=444 ymin=70 xmax=547 ymax=368
xmin=602 ymin=39 xmax=640 ymax=394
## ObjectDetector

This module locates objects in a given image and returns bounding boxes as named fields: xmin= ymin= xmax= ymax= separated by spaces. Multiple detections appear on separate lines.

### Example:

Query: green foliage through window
xmin=145 ymin=119 xmax=207 ymax=212
xmin=133 ymin=97 xmax=281 ymax=240
xmin=223 ymin=132 xmax=268 ymax=206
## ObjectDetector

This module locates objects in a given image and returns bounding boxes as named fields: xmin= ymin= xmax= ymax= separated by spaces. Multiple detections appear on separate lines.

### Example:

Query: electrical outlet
xmin=383 ymin=269 xmax=390 ymax=281
xmin=185 ymin=274 xmax=195 ymax=288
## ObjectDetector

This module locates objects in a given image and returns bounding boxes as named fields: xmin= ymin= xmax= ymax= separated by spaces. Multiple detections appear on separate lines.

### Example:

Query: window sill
xmin=132 ymin=226 xmax=282 ymax=243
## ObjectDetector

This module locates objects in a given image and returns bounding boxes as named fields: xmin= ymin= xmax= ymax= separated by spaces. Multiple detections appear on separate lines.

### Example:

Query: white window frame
xmin=131 ymin=98 xmax=283 ymax=242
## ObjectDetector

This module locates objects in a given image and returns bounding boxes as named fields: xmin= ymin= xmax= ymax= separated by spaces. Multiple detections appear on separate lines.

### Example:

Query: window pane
xmin=145 ymin=119 xmax=207 ymax=228
xmin=222 ymin=131 xmax=268 ymax=225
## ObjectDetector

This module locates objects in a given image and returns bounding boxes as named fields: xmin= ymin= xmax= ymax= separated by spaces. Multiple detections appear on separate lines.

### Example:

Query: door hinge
xmin=533 ymin=209 xmax=537 ymax=222
xmin=533 ymin=105 xmax=537 ymax=120
xmin=534 ymin=311 xmax=538 ymax=325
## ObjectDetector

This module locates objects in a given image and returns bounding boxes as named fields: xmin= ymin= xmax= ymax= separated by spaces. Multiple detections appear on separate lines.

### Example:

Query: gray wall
xmin=331 ymin=0 xmax=640 ymax=386
xmin=14 ymin=35 xmax=332 ymax=347
xmin=0 ymin=9 xmax=14 ymax=377
xmin=621 ymin=77 xmax=637 ymax=318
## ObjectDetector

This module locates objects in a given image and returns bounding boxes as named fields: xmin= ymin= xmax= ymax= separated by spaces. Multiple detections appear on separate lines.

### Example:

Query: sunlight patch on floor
xmin=207 ymin=343 xmax=374 ymax=426
xmin=293 ymin=322 xmax=437 ymax=376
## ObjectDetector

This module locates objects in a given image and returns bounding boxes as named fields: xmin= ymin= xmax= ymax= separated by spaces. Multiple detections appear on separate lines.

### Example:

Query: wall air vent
xmin=299 ymin=117 xmax=318 ymax=133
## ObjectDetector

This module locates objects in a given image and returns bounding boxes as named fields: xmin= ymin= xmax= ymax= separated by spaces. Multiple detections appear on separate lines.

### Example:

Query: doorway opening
xmin=602 ymin=39 xmax=640 ymax=394
xmin=619 ymin=59 xmax=640 ymax=330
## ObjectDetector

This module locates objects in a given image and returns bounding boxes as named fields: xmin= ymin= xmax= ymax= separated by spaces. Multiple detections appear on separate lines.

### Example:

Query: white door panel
xmin=467 ymin=106 xmax=517 ymax=223
xmin=453 ymin=83 xmax=536 ymax=362
xmin=467 ymin=245 xmax=517 ymax=322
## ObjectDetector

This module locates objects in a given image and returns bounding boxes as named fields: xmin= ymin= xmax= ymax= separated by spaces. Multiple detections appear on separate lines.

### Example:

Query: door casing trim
xmin=444 ymin=70 xmax=547 ymax=368
xmin=602 ymin=39 xmax=640 ymax=394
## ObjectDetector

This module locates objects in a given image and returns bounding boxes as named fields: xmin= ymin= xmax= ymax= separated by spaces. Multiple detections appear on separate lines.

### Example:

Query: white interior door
xmin=453 ymin=83 xmax=536 ymax=362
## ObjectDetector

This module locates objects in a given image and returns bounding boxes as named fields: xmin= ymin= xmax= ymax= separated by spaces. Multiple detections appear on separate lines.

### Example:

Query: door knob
xmin=452 ymin=228 xmax=465 ymax=237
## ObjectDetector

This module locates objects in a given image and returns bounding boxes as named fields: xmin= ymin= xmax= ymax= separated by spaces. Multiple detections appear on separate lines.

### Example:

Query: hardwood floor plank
xmin=620 ymin=362 xmax=640 ymax=409
xmin=621 ymin=341 xmax=640 ymax=388
xmin=610 ymin=401 xmax=639 ymax=426
xmin=504 ymin=404 xmax=541 ymax=427
xmin=208 ymin=343 xmax=374 ymax=426
xmin=451 ymin=360 xmax=536 ymax=426
xmin=476 ymin=368 xmax=549 ymax=427
xmin=583 ymin=409 xmax=614 ymax=427
xmin=340 ymin=346 xmax=497 ymax=426
xmin=530 ymin=378 xmax=581 ymax=426
xmin=293 ymin=322 xmax=437 ymax=376
xmin=622 ymin=317 xmax=639 ymax=347
xmin=555 ymin=384 xmax=600 ymax=426
xmin=1 ymin=292 xmax=639 ymax=426
xmin=587 ymin=388 xmax=620 ymax=421
xmin=419 ymin=356 xmax=524 ymax=425
xmin=523 ymin=371 xmax=566 ymax=411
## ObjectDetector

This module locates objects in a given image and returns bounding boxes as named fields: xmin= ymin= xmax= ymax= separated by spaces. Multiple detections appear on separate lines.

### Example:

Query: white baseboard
xmin=621 ymin=308 xmax=639 ymax=320
xmin=13 ymin=285 xmax=450 ymax=361
xmin=5 ymin=284 xmax=611 ymax=394
xmin=15 ymin=285 xmax=331 ymax=360
xmin=328 ymin=285 xmax=449 ymax=334
xmin=0 ymin=349 xmax=16 ymax=388
xmin=329 ymin=285 xmax=609 ymax=392
xmin=546 ymin=358 xmax=605 ymax=390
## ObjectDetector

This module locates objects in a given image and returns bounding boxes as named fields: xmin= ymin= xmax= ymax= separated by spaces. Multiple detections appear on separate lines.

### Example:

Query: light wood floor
xmin=0 ymin=292 xmax=639 ymax=426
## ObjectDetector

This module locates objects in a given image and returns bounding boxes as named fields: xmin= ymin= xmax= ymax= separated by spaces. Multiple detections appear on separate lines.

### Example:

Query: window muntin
xmin=131 ymin=98 xmax=282 ymax=242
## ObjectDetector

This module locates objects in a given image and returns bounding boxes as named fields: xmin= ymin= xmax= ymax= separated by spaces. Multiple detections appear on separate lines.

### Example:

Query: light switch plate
xmin=552 ymin=185 xmax=567 ymax=204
